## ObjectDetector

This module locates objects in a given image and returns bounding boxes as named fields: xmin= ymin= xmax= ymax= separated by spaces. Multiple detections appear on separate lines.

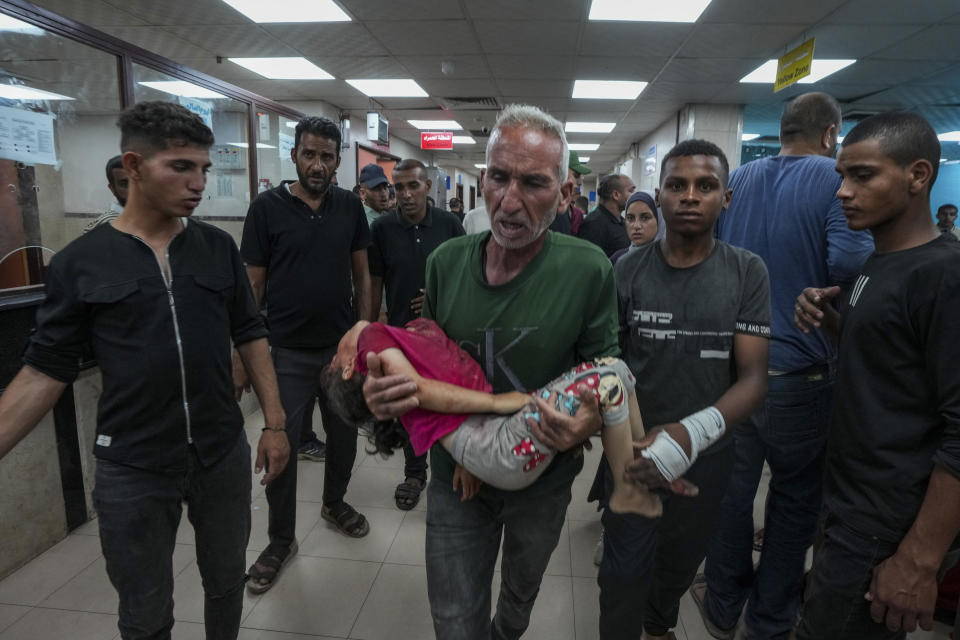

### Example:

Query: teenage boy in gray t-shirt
xmin=598 ymin=139 xmax=771 ymax=640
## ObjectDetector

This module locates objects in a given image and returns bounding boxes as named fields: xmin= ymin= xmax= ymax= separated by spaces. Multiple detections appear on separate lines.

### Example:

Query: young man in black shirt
xmin=240 ymin=116 xmax=373 ymax=592
xmin=368 ymin=158 xmax=465 ymax=509
xmin=599 ymin=140 xmax=770 ymax=640
xmin=0 ymin=101 xmax=289 ymax=640
xmin=795 ymin=111 xmax=960 ymax=639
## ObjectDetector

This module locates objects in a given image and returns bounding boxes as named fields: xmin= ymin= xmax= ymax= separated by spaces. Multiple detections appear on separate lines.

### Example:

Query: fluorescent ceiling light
xmin=347 ymin=79 xmax=427 ymax=97
xmin=937 ymin=131 xmax=960 ymax=142
xmin=837 ymin=136 xmax=845 ymax=143
xmin=569 ymin=143 xmax=600 ymax=151
xmin=285 ymin=121 xmax=297 ymax=128
xmin=0 ymin=14 xmax=43 ymax=34
xmin=588 ymin=0 xmax=712 ymax=23
xmin=941 ymin=158 xmax=948 ymax=163
xmin=566 ymin=122 xmax=616 ymax=133
xmin=452 ymin=136 xmax=476 ymax=144
xmin=475 ymin=163 xmax=487 ymax=169
xmin=221 ymin=0 xmax=350 ymax=23
xmin=408 ymin=120 xmax=463 ymax=130
xmin=741 ymin=133 xmax=761 ymax=141
xmin=138 ymin=81 xmax=226 ymax=99
xmin=226 ymin=142 xmax=277 ymax=149
xmin=578 ymin=156 xmax=591 ymax=162
xmin=740 ymin=59 xmax=856 ymax=84
xmin=229 ymin=57 xmax=333 ymax=80
xmin=572 ymin=80 xmax=647 ymax=100
xmin=0 ymin=84 xmax=74 ymax=101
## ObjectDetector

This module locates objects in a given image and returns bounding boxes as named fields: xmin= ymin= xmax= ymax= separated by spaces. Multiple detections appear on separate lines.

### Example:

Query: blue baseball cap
xmin=358 ymin=163 xmax=388 ymax=188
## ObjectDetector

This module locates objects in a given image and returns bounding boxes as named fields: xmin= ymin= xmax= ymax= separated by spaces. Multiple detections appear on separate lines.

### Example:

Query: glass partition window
xmin=133 ymin=64 xmax=250 ymax=243
xmin=255 ymin=108 xmax=298 ymax=193
xmin=0 ymin=13 xmax=122 ymax=293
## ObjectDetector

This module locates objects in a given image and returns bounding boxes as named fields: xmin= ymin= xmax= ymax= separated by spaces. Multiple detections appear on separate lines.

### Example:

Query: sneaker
xmin=297 ymin=438 xmax=327 ymax=462
xmin=593 ymin=528 xmax=604 ymax=567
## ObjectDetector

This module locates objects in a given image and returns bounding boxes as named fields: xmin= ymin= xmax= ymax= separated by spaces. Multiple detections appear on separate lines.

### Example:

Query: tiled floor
xmin=0 ymin=409 xmax=952 ymax=639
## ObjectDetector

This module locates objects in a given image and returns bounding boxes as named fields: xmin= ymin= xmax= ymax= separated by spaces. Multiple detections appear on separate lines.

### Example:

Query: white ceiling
xmin=7 ymin=0 xmax=960 ymax=173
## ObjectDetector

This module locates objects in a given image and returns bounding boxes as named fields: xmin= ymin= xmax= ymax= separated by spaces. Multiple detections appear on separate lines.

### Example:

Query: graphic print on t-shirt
xmin=631 ymin=308 xmax=736 ymax=360
xmin=849 ymin=275 xmax=870 ymax=307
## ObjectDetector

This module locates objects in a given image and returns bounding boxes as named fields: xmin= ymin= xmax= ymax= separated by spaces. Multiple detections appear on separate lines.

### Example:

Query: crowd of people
xmin=0 ymin=91 xmax=958 ymax=640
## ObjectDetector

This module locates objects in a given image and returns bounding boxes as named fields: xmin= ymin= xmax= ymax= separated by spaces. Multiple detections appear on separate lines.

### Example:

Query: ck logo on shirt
xmin=458 ymin=327 xmax=538 ymax=391
xmin=849 ymin=275 xmax=870 ymax=307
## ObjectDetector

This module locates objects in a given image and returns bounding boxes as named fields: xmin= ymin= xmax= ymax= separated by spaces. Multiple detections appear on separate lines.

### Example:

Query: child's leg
xmin=439 ymin=411 xmax=556 ymax=491
xmin=577 ymin=358 xmax=662 ymax=517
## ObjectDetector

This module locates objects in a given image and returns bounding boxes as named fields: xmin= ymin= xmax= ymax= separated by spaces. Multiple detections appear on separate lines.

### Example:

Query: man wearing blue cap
xmin=358 ymin=163 xmax=392 ymax=228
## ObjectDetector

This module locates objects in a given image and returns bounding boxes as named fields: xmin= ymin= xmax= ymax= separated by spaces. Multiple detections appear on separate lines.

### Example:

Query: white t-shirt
xmin=462 ymin=205 xmax=490 ymax=235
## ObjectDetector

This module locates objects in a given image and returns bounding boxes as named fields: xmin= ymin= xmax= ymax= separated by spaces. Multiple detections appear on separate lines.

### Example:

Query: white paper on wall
xmin=0 ymin=105 xmax=58 ymax=166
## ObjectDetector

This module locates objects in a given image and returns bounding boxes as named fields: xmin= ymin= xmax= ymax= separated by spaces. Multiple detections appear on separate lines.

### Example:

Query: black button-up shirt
xmin=368 ymin=206 xmax=464 ymax=327
xmin=579 ymin=204 xmax=629 ymax=257
xmin=23 ymin=220 xmax=267 ymax=471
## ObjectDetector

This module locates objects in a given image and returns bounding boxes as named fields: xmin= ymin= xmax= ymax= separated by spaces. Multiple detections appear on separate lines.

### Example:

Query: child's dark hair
xmin=320 ymin=365 xmax=409 ymax=457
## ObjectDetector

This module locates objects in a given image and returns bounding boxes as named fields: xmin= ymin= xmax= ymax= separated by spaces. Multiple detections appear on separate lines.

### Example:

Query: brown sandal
xmin=246 ymin=540 xmax=297 ymax=594
xmin=321 ymin=502 xmax=370 ymax=538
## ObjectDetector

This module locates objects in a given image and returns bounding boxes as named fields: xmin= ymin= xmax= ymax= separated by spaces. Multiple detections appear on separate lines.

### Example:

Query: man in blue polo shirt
xmin=240 ymin=116 xmax=373 ymax=593
xmin=691 ymin=92 xmax=874 ymax=640
xmin=368 ymin=158 xmax=465 ymax=510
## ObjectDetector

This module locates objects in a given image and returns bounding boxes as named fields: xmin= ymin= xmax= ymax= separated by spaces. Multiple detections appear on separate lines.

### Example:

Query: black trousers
xmin=265 ymin=345 xmax=357 ymax=546
xmin=598 ymin=443 xmax=735 ymax=638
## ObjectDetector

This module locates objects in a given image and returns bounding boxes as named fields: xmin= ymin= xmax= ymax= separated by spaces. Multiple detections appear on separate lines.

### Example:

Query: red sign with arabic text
xmin=421 ymin=132 xmax=453 ymax=150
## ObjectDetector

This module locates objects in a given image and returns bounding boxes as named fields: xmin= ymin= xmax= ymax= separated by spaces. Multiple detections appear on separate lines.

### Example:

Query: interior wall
xmin=623 ymin=114 xmax=680 ymax=195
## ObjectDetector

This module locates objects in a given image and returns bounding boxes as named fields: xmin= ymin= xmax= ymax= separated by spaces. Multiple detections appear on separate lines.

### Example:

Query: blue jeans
xmin=795 ymin=513 xmax=904 ymax=640
xmin=704 ymin=366 xmax=834 ymax=639
xmin=425 ymin=451 xmax=582 ymax=640
xmin=93 ymin=435 xmax=251 ymax=640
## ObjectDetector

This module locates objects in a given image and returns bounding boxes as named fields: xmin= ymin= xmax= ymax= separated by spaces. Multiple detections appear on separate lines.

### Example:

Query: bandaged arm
xmin=640 ymin=333 xmax=769 ymax=482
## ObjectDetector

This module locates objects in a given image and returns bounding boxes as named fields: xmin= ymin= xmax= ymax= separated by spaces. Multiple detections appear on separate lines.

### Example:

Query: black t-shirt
xmin=616 ymin=241 xmax=771 ymax=450
xmin=368 ymin=206 xmax=464 ymax=327
xmin=825 ymin=235 xmax=960 ymax=542
xmin=579 ymin=204 xmax=629 ymax=257
xmin=548 ymin=208 xmax=572 ymax=235
xmin=241 ymin=183 xmax=370 ymax=349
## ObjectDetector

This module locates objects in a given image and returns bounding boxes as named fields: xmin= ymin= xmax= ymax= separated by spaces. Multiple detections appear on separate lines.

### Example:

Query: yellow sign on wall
xmin=775 ymin=38 xmax=815 ymax=92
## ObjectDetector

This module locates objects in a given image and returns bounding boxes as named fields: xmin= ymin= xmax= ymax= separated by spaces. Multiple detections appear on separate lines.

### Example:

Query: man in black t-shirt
xmin=795 ymin=112 xmax=960 ymax=639
xmin=580 ymin=173 xmax=635 ymax=256
xmin=239 ymin=116 xmax=373 ymax=593
xmin=368 ymin=158 xmax=465 ymax=510
xmin=599 ymin=140 xmax=770 ymax=640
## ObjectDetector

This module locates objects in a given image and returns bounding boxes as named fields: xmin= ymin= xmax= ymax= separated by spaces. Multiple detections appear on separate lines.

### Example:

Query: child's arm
xmin=378 ymin=347 xmax=529 ymax=415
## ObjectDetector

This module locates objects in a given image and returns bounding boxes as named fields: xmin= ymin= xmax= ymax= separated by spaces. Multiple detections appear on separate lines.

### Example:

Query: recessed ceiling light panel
xmin=740 ymin=59 xmax=856 ymax=84
xmin=347 ymin=79 xmax=427 ymax=97
xmin=938 ymin=131 xmax=960 ymax=142
xmin=588 ymin=0 xmax=712 ymax=23
xmin=569 ymin=143 xmax=600 ymax=151
xmin=0 ymin=14 xmax=43 ymax=34
xmin=572 ymin=80 xmax=648 ymax=100
xmin=221 ymin=0 xmax=350 ymax=23
xmin=566 ymin=122 xmax=616 ymax=133
xmin=407 ymin=120 xmax=463 ymax=130
xmin=229 ymin=57 xmax=333 ymax=80
xmin=475 ymin=163 xmax=487 ymax=169
xmin=452 ymin=136 xmax=476 ymax=144
xmin=741 ymin=133 xmax=761 ymax=141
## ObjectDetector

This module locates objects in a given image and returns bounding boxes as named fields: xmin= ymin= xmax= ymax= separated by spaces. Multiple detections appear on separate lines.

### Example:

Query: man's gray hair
xmin=486 ymin=104 xmax=569 ymax=182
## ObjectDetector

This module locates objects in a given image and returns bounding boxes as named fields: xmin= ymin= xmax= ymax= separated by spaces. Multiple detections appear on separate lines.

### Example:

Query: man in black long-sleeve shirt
xmin=0 ymin=102 xmax=288 ymax=640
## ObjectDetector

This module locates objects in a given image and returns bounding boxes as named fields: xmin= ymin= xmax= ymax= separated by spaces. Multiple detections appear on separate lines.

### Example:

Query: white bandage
xmin=640 ymin=430 xmax=690 ymax=482
xmin=680 ymin=406 xmax=726 ymax=464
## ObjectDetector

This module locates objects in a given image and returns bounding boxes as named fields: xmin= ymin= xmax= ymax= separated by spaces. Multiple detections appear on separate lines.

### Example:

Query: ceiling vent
xmin=441 ymin=96 xmax=500 ymax=109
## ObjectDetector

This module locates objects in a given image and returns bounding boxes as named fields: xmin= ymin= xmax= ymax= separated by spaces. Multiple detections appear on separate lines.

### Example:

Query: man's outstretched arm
xmin=0 ymin=365 xmax=67 ymax=459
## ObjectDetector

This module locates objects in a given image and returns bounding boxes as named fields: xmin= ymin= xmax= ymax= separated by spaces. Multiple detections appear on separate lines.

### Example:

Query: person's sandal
xmin=688 ymin=574 xmax=737 ymax=640
xmin=394 ymin=477 xmax=425 ymax=511
xmin=321 ymin=501 xmax=370 ymax=538
xmin=246 ymin=540 xmax=298 ymax=594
